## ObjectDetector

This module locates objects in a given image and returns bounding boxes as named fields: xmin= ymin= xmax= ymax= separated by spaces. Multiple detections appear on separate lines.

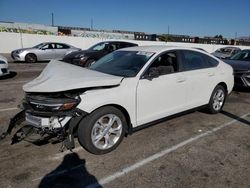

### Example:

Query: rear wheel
xmin=25 ymin=53 xmax=37 ymax=63
xmin=207 ymin=85 xmax=226 ymax=114
xmin=77 ymin=106 xmax=126 ymax=155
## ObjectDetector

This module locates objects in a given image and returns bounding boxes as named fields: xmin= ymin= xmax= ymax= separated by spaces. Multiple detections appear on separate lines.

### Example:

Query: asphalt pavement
xmin=0 ymin=62 xmax=249 ymax=188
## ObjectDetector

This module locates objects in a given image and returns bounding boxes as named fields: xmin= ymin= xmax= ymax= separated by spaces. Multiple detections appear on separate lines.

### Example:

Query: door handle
xmin=208 ymin=72 xmax=215 ymax=77
xmin=177 ymin=77 xmax=186 ymax=83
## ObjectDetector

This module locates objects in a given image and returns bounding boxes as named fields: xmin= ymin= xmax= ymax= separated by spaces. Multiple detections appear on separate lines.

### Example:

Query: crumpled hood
xmin=23 ymin=60 xmax=123 ymax=93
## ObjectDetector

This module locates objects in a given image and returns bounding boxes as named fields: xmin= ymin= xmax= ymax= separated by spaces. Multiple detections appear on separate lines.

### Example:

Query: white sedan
xmin=10 ymin=46 xmax=234 ymax=154
xmin=0 ymin=55 xmax=9 ymax=76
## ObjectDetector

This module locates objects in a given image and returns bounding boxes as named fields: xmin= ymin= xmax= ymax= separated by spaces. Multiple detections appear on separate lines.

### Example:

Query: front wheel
xmin=77 ymin=106 xmax=126 ymax=155
xmin=207 ymin=85 xmax=226 ymax=114
xmin=25 ymin=53 xmax=37 ymax=63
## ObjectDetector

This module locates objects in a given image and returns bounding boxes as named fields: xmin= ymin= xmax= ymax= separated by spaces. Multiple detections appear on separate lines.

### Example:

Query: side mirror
xmin=143 ymin=67 xmax=160 ymax=80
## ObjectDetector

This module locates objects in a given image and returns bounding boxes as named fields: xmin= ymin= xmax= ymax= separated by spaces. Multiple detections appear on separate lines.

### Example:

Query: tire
xmin=25 ymin=53 xmax=37 ymax=63
xmin=207 ymin=85 xmax=226 ymax=114
xmin=77 ymin=106 xmax=127 ymax=155
xmin=85 ymin=59 xmax=95 ymax=67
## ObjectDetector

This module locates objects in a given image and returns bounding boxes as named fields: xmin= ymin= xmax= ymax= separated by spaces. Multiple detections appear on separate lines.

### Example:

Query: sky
xmin=0 ymin=0 xmax=250 ymax=38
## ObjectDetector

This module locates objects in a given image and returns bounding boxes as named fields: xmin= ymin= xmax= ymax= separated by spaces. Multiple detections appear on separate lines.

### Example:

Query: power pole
xmin=51 ymin=13 xmax=54 ymax=26
xmin=91 ymin=18 xmax=93 ymax=30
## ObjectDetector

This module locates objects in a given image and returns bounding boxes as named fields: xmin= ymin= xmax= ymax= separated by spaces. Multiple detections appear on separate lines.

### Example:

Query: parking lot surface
xmin=0 ymin=62 xmax=250 ymax=188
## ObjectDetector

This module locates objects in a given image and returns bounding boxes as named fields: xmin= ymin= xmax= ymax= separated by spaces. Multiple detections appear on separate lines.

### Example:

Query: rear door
xmin=55 ymin=43 xmax=71 ymax=59
xmin=180 ymin=50 xmax=219 ymax=109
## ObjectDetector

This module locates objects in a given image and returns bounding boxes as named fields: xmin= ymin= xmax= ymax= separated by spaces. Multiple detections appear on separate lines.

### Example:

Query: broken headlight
xmin=25 ymin=94 xmax=80 ymax=112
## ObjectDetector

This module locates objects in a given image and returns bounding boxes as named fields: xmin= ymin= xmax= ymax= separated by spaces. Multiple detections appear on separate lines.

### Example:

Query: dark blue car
xmin=224 ymin=49 xmax=250 ymax=88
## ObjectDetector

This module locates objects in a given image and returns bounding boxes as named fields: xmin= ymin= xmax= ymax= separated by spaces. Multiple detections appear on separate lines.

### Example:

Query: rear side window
xmin=206 ymin=56 xmax=219 ymax=67
xmin=182 ymin=50 xmax=216 ymax=71
xmin=56 ymin=44 xmax=70 ymax=49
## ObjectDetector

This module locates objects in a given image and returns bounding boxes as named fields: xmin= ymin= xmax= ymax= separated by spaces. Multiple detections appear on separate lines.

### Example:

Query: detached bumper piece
xmin=1 ymin=93 xmax=87 ymax=151
xmin=1 ymin=109 xmax=86 ymax=151
xmin=0 ymin=110 xmax=25 ymax=141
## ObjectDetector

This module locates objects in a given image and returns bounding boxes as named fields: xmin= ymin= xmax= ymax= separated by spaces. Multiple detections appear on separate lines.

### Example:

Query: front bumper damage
xmin=0 ymin=94 xmax=88 ymax=151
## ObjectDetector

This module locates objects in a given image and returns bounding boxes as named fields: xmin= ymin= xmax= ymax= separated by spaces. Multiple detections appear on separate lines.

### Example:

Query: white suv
xmin=8 ymin=46 xmax=234 ymax=154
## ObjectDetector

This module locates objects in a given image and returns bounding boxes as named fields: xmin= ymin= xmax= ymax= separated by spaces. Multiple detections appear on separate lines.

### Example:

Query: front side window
xmin=146 ymin=51 xmax=179 ymax=76
xmin=42 ymin=43 xmax=55 ymax=49
xmin=90 ymin=50 xmax=154 ymax=77
xmin=182 ymin=50 xmax=212 ymax=71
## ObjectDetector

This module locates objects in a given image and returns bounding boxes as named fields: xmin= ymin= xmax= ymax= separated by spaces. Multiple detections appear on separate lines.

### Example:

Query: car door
xmin=55 ymin=43 xmax=70 ymax=59
xmin=180 ymin=50 xmax=219 ymax=109
xmin=37 ymin=43 xmax=56 ymax=60
xmin=136 ymin=50 xmax=187 ymax=126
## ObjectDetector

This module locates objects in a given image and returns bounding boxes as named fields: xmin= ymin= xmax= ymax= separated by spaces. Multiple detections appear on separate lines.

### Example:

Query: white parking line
xmin=32 ymin=112 xmax=250 ymax=187
xmin=0 ymin=80 xmax=29 ymax=85
xmin=0 ymin=107 xmax=18 ymax=112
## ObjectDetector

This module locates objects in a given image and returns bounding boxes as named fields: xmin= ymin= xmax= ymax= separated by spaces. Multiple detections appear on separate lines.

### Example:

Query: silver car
xmin=11 ymin=42 xmax=81 ymax=63
xmin=0 ymin=55 xmax=9 ymax=76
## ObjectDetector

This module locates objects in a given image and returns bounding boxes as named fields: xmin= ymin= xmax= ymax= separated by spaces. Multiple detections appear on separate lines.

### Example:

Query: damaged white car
xmin=2 ymin=46 xmax=234 ymax=154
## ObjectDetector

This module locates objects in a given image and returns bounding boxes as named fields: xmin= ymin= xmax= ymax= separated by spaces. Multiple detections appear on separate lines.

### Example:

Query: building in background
xmin=0 ymin=21 xmax=249 ymax=45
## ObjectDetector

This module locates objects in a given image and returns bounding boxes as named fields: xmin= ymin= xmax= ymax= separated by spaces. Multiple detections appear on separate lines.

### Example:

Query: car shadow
xmin=38 ymin=152 xmax=102 ymax=188
xmin=221 ymin=110 xmax=250 ymax=126
xmin=0 ymin=71 xmax=17 ymax=80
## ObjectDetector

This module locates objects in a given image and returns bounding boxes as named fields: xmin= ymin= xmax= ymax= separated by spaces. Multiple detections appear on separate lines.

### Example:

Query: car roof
xmin=99 ymin=41 xmax=137 ymax=44
xmin=42 ymin=42 xmax=69 ymax=45
xmin=117 ymin=45 xmax=202 ymax=53
xmin=219 ymin=47 xmax=241 ymax=50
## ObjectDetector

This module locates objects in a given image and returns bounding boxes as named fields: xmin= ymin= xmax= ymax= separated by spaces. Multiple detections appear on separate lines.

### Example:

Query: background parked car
xmin=62 ymin=41 xmax=138 ymax=67
xmin=223 ymin=49 xmax=250 ymax=88
xmin=0 ymin=55 xmax=9 ymax=76
xmin=211 ymin=47 xmax=241 ymax=59
xmin=11 ymin=42 xmax=81 ymax=63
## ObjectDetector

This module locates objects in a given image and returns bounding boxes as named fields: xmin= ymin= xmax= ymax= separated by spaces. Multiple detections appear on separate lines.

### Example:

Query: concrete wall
xmin=0 ymin=32 xmax=249 ymax=54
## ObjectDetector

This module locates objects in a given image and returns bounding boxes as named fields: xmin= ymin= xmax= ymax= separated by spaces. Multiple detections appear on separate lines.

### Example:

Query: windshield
xmin=88 ymin=42 xmax=107 ymax=51
xmin=230 ymin=50 xmax=250 ymax=61
xmin=33 ymin=43 xmax=45 ymax=48
xmin=90 ymin=50 xmax=154 ymax=77
xmin=216 ymin=48 xmax=233 ymax=54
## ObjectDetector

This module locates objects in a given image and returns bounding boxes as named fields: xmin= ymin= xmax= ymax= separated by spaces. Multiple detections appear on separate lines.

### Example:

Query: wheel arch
xmin=78 ymin=104 xmax=133 ymax=135
xmin=217 ymin=82 xmax=228 ymax=94
xmin=25 ymin=53 xmax=37 ymax=62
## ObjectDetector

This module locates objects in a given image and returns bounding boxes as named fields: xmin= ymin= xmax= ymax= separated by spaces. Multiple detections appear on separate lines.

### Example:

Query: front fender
xmin=77 ymin=79 xmax=138 ymax=126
